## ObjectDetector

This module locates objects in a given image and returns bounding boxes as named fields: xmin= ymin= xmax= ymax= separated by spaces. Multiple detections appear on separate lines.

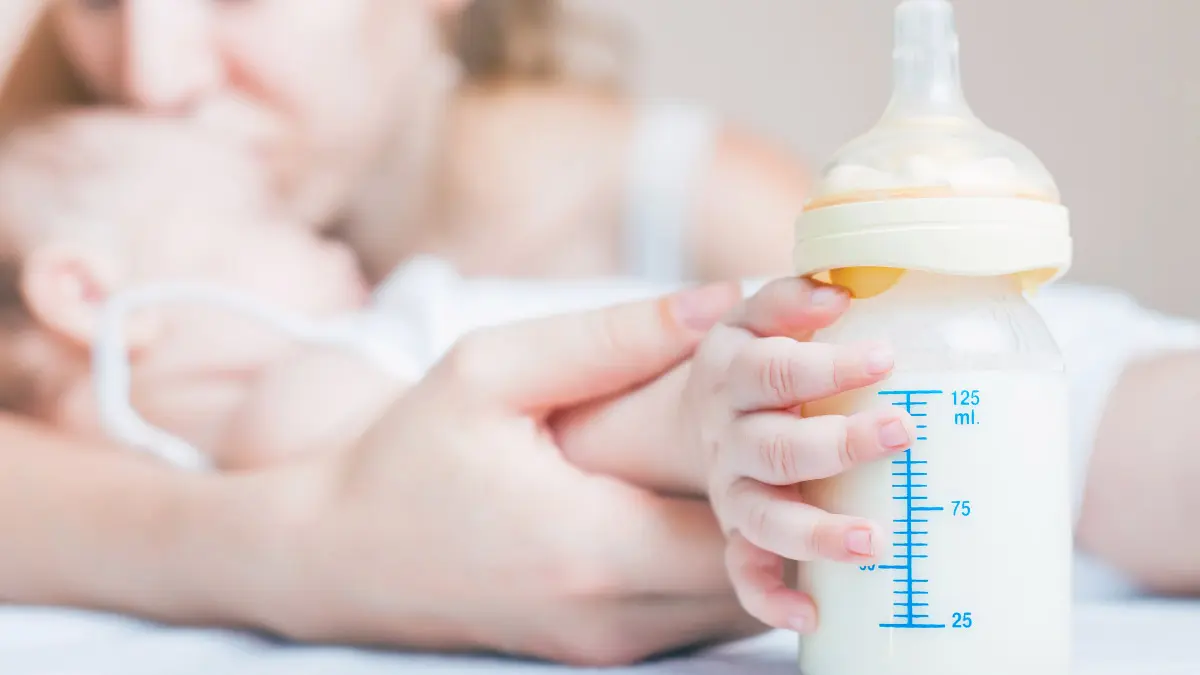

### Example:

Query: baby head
xmin=0 ymin=113 xmax=368 ymax=448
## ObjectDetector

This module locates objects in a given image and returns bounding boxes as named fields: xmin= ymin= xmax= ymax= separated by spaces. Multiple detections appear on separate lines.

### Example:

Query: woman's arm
xmin=1077 ymin=351 xmax=1200 ymax=595
xmin=0 ymin=415 xmax=297 ymax=629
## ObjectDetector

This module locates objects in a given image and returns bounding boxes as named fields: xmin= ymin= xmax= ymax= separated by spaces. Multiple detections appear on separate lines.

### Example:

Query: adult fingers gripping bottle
xmin=794 ymin=2 xmax=1072 ymax=675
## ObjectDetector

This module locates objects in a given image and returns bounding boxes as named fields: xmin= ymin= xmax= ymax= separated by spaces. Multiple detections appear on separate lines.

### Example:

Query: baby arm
xmin=215 ymin=345 xmax=410 ymax=470
xmin=1077 ymin=350 xmax=1200 ymax=594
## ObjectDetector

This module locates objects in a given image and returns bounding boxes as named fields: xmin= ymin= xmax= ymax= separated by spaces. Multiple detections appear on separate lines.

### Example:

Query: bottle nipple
xmin=886 ymin=0 xmax=971 ymax=121
xmin=804 ymin=0 xmax=1060 ymax=211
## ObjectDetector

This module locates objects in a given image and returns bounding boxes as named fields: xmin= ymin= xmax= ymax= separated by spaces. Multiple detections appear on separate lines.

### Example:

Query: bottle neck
xmin=879 ymin=271 xmax=1026 ymax=305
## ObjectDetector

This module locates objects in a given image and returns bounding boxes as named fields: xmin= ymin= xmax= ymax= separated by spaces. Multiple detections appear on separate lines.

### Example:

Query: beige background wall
xmin=572 ymin=0 xmax=1199 ymax=317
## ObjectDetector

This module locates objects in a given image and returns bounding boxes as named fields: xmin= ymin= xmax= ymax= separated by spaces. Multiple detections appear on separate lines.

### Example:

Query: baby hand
xmin=683 ymin=278 xmax=916 ymax=633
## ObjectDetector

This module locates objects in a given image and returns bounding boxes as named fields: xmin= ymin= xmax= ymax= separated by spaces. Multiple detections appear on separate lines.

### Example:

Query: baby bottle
xmin=793 ymin=2 xmax=1073 ymax=674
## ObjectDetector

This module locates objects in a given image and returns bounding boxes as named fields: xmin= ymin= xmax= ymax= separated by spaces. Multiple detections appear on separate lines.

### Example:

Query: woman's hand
xmin=262 ymin=283 xmax=765 ymax=666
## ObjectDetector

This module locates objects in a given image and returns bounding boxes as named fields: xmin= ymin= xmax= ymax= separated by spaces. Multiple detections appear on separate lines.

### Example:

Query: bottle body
xmin=798 ymin=272 xmax=1072 ymax=675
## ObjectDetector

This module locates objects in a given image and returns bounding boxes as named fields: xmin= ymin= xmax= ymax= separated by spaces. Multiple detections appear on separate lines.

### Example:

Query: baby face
xmin=43 ymin=115 xmax=374 ymax=376
xmin=2 ymin=115 xmax=372 ymax=448
xmin=127 ymin=211 xmax=370 ymax=372
xmin=93 ymin=213 xmax=372 ymax=453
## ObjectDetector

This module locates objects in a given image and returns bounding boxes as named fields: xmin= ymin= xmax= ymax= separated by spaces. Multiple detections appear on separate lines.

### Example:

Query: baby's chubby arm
xmin=215 ymin=345 xmax=410 ymax=470
xmin=1078 ymin=350 xmax=1200 ymax=594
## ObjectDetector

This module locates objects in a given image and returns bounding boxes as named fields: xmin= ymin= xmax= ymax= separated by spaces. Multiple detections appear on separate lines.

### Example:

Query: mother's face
xmin=50 ymin=0 xmax=463 ymax=225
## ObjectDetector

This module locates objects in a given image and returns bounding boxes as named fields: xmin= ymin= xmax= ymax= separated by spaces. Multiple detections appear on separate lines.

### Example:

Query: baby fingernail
xmin=844 ymin=527 xmax=875 ymax=557
xmin=879 ymin=419 xmax=911 ymax=450
xmin=865 ymin=346 xmax=895 ymax=375
xmin=810 ymin=285 xmax=848 ymax=308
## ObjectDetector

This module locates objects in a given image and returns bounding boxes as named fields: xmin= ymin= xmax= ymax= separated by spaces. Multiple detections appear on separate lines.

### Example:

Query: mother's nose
xmin=119 ymin=0 xmax=222 ymax=112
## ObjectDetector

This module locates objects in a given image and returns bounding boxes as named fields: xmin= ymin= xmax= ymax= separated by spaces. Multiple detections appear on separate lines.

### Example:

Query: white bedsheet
xmin=1 ymin=600 xmax=1196 ymax=674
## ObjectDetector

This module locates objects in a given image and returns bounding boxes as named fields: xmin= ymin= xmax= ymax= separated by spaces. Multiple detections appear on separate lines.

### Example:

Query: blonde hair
xmin=448 ymin=0 xmax=628 ymax=88
xmin=0 ymin=9 xmax=88 ymax=131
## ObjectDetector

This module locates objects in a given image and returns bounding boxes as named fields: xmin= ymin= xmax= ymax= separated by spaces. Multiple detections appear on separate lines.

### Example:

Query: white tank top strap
xmin=623 ymin=100 xmax=720 ymax=282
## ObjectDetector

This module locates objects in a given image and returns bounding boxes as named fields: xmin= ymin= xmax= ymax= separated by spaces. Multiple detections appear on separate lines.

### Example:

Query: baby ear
xmin=20 ymin=242 xmax=160 ymax=351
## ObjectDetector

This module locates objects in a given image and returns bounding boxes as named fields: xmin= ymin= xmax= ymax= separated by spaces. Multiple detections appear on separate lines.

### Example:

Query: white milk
xmin=797 ymin=272 xmax=1072 ymax=675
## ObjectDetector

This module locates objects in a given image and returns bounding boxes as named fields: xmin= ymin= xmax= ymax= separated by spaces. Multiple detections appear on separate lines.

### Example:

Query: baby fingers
xmin=725 ymin=532 xmax=819 ymax=632
xmin=718 ymin=479 xmax=884 ymax=564
xmin=726 ymin=338 xmax=896 ymax=413
xmin=719 ymin=408 xmax=915 ymax=485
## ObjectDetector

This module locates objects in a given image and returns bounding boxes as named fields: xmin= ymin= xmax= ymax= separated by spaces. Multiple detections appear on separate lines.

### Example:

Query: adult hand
xmin=265 ymin=282 xmax=765 ymax=666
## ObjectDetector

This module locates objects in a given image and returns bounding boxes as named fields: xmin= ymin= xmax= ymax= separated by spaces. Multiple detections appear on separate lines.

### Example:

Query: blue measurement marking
xmin=876 ymin=389 xmax=947 ymax=630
